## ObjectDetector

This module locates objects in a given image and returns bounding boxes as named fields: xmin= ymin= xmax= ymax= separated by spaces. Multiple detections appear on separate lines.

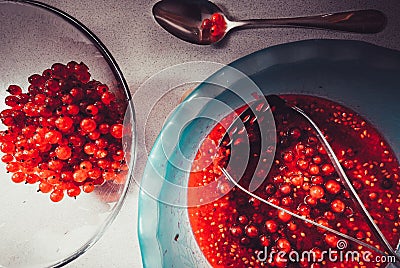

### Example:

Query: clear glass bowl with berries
xmin=138 ymin=40 xmax=400 ymax=268
xmin=0 ymin=1 xmax=135 ymax=267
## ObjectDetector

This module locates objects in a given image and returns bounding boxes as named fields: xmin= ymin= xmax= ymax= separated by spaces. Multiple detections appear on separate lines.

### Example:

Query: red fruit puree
xmin=188 ymin=94 xmax=399 ymax=267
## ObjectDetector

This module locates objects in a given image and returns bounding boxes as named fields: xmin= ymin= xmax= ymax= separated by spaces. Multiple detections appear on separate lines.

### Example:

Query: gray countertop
xmin=37 ymin=0 xmax=400 ymax=267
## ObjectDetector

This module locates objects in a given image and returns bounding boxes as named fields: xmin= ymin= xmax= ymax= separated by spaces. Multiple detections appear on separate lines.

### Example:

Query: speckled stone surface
xmin=15 ymin=0 xmax=400 ymax=267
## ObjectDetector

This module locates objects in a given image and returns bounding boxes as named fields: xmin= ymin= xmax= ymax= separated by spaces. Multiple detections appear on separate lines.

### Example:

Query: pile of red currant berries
xmin=0 ymin=61 xmax=128 ymax=202
xmin=201 ymin=13 xmax=227 ymax=41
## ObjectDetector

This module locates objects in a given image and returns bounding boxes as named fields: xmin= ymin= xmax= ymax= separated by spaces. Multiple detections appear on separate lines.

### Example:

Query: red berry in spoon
xmin=201 ymin=13 xmax=227 ymax=42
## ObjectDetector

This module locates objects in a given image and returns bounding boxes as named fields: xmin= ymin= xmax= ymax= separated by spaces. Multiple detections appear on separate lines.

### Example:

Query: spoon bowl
xmin=152 ymin=0 xmax=222 ymax=45
xmin=153 ymin=0 xmax=387 ymax=45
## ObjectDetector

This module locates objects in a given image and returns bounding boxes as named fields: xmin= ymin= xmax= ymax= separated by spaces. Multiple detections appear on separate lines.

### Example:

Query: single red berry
xmin=83 ymin=182 xmax=95 ymax=193
xmin=110 ymin=124 xmax=123 ymax=139
xmin=324 ymin=233 xmax=339 ymax=248
xmin=309 ymin=185 xmax=325 ymax=199
xmin=6 ymin=162 xmax=20 ymax=172
xmin=39 ymin=181 xmax=53 ymax=193
xmin=88 ymin=167 xmax=102 ymax=179
xmin=237 ymin=215 xmax=248 ymax=225
xmin=80 ymin=118 xmax=97 ymax=132
xmin=244 ymin=224 xmax=259 ymax=238
xmin=85 ymin=105 xmax=98 ymax=115
xmin=297 ymin=159 xmax=309 ymax=170
xmin=50 ymin=189 xmax=64 ymax=202
xmin=277 ymin=238 xmax=291 ymax=253
xmin=325 ymin=180 xmax=341 ymax=194
xmin=80 ymin=161 xmax=93 ymax=170
xmin=95 ymin=138 xmax=108 ymax=149
xmin=11 ymin=172 xmax=26 ymax=183
xmin=55 ymin=116 xmax=74 ymax=132
xmin=67 ymin=104 xmax=80 ymax=115
xmin=309 ymin=164 xmax=320 ymax=175
xmin=210 ymin=13 xmax=225 ymax=24
xmin=44 ymin=130 xmax=62 ymax=144
xmin=5 ymin=96 xmax=19 ymax=107
xmin=88 ymin=130 xmax=101 ymax=140
xmin=84 ymin=143 xmax=98 ymax=155
xmin=279 ymin=183 xmax=292 ymax=195
xmin=1 ymin=141 xmax=15 ymax=154
xmin=60 ymin=171 xmax=73 ymax=182
xmin=259 ymin=235 xmax=271 ymax=247
xmin=313 ymin=155 xmax=322 ymax=164
xmin=297 ymin=203 xmax=311 ymax=216
xmin=67 ymin=185 xmax=81 ymax=198
xmin=305 ymin=190 xmax=317 ymax=203
xmin=26 ymin=174 xmax=40 ymax=184
xmin=331 ymin=199 xmax=346 ymax=213
xmin=283 ymin=151 xmax=294 ymax=162
xmin=281 ymin=196 xmax=293 ymax=206
xmin=265 ymin=220 xmax=278 ymax=233
xmin=96 ymin=84 xmax=109 ymax=95
xmin=210 ymin=24 xmax=223 ymax=37
xmin=73 ymin=169 xmax=88 ymax=183
xmin=45 ymin=79 xmax=61 ymax=92
xmin=201 ymin=18 xmax=213 ymax=30
xmin=48 ymin=160 xmax=64 ymax=170
xmin=229 ymin=226 xmax=243 ymax=237
xmin=55 ymin=145 xmax=72 ymax=160
xmin=70 ymin=87 xmax=83 ymax=101
xmin=278 ymin=209 xmax=292 ymax=222
xmin=1 ymin=154 xmax=14 ymax=163
xmin=291 ymin=175 xmax=304 ymax=187
xmin=7 ymin=85 xmax=22 ymax=95
xmin=321 ymin=163 xmax=335 ymax=175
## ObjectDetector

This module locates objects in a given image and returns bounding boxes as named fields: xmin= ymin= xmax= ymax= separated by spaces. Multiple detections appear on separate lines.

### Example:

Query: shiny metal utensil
xmin=152 ymin=0 xmax=387 ymax=45
xmin=220 ymin=95 xmax=400 ymax=264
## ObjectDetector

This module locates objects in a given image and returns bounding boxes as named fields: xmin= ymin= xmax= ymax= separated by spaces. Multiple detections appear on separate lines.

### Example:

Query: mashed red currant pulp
xmin=188 ymin=94 xmax=399 ymax=268
xmin=0 ymin=62 xmax=128 ymax=202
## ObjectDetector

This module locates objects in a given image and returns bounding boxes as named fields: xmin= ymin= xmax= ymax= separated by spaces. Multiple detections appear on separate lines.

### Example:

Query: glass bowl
xmin=138 ymin=39 xmax=400 ymax=267
xmin=0 ymin=1 xmax=135 ymax=267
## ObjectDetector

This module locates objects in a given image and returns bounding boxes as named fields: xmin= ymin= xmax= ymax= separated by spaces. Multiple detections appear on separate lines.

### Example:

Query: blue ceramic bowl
xmin=138 ymin=39 xmax=400 ymax=268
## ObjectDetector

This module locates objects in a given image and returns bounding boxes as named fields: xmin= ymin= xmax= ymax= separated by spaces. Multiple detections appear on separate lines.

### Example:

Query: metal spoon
xmin=152 ymin=0 xmax=387 ymax=45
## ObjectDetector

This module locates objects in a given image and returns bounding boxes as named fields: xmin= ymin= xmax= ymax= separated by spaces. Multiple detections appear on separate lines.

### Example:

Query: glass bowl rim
xmin=1 ymin=1 xmax=136 ymax=267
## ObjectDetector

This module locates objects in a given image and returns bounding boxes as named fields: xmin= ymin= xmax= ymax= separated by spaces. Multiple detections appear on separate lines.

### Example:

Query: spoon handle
xmin=236 ymin=9 xmax=387 ymax=34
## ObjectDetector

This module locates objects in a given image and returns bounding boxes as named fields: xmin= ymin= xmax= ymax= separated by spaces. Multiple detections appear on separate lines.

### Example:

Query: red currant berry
xmin=110 ymin=124 xmax=123 ymax=139
xmin=83 ymin=182 xmax=95 ymax=193
xmin=50 ymin=189 xmax=64 ymax=202
xmin=80 ymin=118 xmax=97 ymax=132
xmin=85 ymin=105 xmax=98 ymax=115
xmin=55 ymin=116 xmax=74 ymax=132
xmin=11 ymin=172 xmax=26 ymax=183
xmin=39 ymin=181 xmax=53 ymax=193
xmin=55 ymin=145 xmax=72 ymax=160
xmin=201 ymin=19 xmax=212 ymax=30
xmin=67 ymin=185 xmax=81 ymax=198
xmin=44 ymin=130 xmax=62 ymax=144
xmin=7 ymin=85 xmax=22 ymax=95
xmin=309 ymin=185 xmax=325 ymax=199
xmin=73 ymin=169 xmax=88 ymax=183
xmin=84 ymin=143 xmax=98 ymax=155
xmin=101 ymin=92 xmax=115 ymax=105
